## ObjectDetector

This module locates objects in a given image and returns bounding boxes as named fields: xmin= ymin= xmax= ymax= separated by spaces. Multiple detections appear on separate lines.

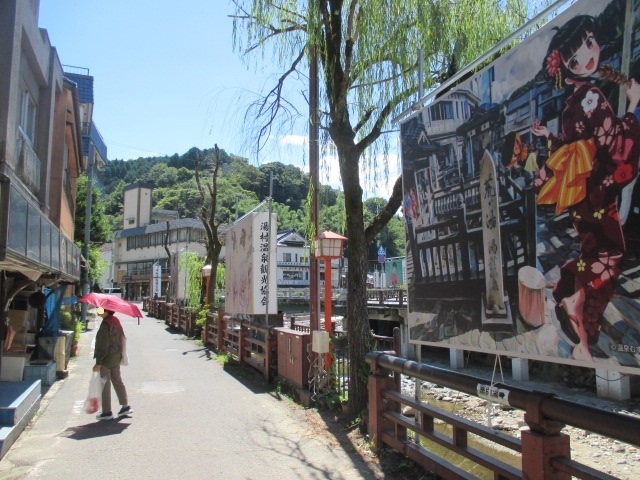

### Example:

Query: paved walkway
xmin=0 ymin=308 xmax=379 ymax=480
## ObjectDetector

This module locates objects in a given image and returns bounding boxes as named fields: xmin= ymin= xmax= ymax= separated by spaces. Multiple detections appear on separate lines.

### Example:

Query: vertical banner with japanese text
xmin=225 ymin=212 xmax=278 ymax=315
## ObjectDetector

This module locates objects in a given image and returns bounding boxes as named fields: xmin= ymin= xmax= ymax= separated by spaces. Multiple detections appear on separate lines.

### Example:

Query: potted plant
xmin=70 ymin=319 xmax=83 ymax=357
xmin=194 ymin=308 xmax=207 ymax=340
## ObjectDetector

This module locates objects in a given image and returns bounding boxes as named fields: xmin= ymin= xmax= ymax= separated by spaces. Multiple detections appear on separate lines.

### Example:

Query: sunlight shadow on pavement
xmin=59 ymin=419 xmax=131 ymax=440
xmin=181 ymin=347 xmax=212 ymax=360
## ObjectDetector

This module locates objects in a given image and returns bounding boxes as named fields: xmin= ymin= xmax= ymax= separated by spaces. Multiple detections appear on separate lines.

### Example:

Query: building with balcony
xmin=0 ymin=0 xmax=84 ymax=393
xmin=63 ymin=67 xmax=108 ymax=175
xmin=276 ymin=230 xmax=309 ymax=288
xmin=276 ymin=230 xmax=342 ymax=289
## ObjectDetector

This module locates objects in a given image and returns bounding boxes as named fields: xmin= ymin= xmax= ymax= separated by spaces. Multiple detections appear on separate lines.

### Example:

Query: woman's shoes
xmin=118 ymin=406 xmax=133 ymax=417
xmin=553 ymin=305 xmax=581 ymax=345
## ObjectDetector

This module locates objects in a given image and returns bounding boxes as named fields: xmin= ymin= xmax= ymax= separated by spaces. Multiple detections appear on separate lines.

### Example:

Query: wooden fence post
xmin=267 ymin=327 xmax=277 ymax=383
xmin=521 ymin=391 xmax=571 ymax=480
xmin=368 ymin=353 xmax=396 ymax=450
xmin=204 ymin=312 xmax=212 ymax=344
xmin=218 ymin=315 xmax=226 ymax=353
xmin=213 ymin=311 xmax=223 ymax=349
xmin=238 ymin=321 xmax=248 ymax=366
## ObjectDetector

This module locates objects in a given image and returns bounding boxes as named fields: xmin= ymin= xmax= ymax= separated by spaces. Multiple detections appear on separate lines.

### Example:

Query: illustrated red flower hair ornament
xmin=546 ymin=49 xmax=563 ymax=89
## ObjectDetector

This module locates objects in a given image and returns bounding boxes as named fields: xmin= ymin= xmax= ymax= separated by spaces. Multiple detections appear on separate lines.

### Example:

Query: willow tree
xmin=195 ymin=145 xmax=224 ymax=309
xmin=232 ymin=0 xmax=533 ymax=415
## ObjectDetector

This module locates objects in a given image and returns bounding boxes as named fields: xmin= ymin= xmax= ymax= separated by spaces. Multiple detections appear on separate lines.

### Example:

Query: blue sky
xmin=38 ymin=2 xmax=305 ymax=162
xmin=38 ymin=1 xmax=401 ymax=199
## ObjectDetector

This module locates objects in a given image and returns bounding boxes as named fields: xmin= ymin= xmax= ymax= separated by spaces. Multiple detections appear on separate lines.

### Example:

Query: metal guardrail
xmin=366 ymin=352 xmax=640 ymax=479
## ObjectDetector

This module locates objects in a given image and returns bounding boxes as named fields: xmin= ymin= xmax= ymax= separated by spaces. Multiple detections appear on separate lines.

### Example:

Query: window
xmin=20 ymin=90 xmax=37 ymax=145
xmin=282 ymin=271 xmax=302 ymax=280
xmin=429 ymin=101 xmax=453 ymax=121
xmin=193 ymin=229 xmax=206 ymax=243
xmin=282 ymin=253 xmax=292 ymax=262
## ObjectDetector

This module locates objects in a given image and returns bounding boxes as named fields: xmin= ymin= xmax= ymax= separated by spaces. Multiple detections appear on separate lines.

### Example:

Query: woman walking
xmin=93 ymin=307 xmax=132 ymax=420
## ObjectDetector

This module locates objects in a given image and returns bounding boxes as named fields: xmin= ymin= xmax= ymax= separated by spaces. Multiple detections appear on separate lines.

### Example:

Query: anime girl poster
xmin=401 ymin=0 xmax=640 ymax=373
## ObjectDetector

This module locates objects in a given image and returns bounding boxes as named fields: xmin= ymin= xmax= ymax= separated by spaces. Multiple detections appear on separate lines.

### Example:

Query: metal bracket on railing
xmin=524 ymin=391 xmax=564 ymax=435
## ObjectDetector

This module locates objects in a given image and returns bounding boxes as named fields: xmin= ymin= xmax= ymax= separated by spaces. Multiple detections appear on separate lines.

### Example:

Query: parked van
xmin=103 ymin=287 xmax=122 ymax=298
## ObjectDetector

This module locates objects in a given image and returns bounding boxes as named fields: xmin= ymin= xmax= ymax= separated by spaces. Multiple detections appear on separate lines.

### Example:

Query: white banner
xmin=225 ymin=212 xmax=278 ymax=315
xmin=152 ymin=262 xmax=162 ymax=298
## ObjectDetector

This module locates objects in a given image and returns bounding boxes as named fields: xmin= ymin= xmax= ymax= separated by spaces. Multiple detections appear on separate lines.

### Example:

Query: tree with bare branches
xmin=195 ymin=145 xmax=224 ymax=308
xmin=232 ymin=0 xmax=534 ymax=415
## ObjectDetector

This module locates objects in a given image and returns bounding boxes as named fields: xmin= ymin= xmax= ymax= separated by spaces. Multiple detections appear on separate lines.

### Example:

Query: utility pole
xmin=81 ymin=146 xmax=95 ymax=325
xmin=309 ymin=31 xmax=320 ymax=334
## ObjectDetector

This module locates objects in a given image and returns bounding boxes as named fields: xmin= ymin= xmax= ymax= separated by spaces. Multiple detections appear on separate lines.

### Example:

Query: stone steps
xmin=0 ymin=380 xmax=41 ymax=460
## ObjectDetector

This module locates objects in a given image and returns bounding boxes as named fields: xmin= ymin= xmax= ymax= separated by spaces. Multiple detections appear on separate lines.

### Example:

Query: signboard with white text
xmin=152 ymin=262 xmax=162 ymax=298
xmin=225 ymin=212 xmax=278 ymax=315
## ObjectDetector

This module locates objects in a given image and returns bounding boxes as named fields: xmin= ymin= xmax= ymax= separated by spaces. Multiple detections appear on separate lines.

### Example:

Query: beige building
xmin=109 ymin=183 xmax=209 ymax=301
xmin=107 ymin=184 xmax=336 ymax=302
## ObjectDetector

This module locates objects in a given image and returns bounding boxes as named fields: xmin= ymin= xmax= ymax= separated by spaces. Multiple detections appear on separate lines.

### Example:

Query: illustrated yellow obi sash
xmin=537 ymin=138 xmax=596 ymax=215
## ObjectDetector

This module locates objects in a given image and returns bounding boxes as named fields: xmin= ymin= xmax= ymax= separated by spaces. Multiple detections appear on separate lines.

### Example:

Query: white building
xmin=106 ymin=184 xmax=346 ymax=300
xmin=276 ymin=230 xmax=309 ymax=287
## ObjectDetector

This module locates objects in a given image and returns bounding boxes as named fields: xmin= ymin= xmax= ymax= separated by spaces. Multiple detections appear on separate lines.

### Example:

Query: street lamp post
xmin=202 ymin=264 xmax=212 ymax=309
xmin=315 ymin=229 xmax=347 ymax=370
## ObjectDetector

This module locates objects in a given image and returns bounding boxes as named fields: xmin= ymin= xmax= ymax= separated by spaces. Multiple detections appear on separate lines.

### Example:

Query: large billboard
xmin=225 ymin=212 xmax=278 ymax=316
xmin=401 ymin=0 xmax=640 ymax=373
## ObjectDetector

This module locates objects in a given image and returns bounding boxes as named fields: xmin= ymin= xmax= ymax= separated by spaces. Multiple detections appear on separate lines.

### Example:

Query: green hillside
xmin=95 ymin=146 xmax=405 ymax=260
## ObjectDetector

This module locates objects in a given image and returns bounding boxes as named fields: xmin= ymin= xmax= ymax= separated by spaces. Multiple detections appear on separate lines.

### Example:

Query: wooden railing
xmin=366 ymin=288 xmax=406 ymax=306
xmin=178 ymin=307 xmax=196 ymax=336
xmin=367 ymin=352 xmax=640 ymax=480
xmin=144 ymin=297 xmax=396 ymax=389
xmin=203 ymin=312 xmax=277 ymax=383
xmin=144 ymin=299 xmax=275 ymax=382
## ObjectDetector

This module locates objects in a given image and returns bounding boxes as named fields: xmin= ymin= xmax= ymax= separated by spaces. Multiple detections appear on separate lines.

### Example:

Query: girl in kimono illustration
xmin=530 ymin=15 xmax=640 ymax=360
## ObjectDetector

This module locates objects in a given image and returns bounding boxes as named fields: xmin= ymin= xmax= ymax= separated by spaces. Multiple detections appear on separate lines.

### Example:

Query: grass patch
xmin=215 ymin=352 xmax=233 ymax=365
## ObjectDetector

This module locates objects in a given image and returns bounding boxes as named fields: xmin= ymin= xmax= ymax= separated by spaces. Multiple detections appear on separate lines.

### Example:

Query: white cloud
xmin=362 ymin=152 xmax=401 ymax=200
xmin=318 ymin=151 xmax=401 ymax=200
xmin=274 ymin=133 xmax=400 ymax=200
xmin=319 ymin=153 xmax=341 ymax=190
xmin=279 ymin=134 xmax=307 ymax=146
